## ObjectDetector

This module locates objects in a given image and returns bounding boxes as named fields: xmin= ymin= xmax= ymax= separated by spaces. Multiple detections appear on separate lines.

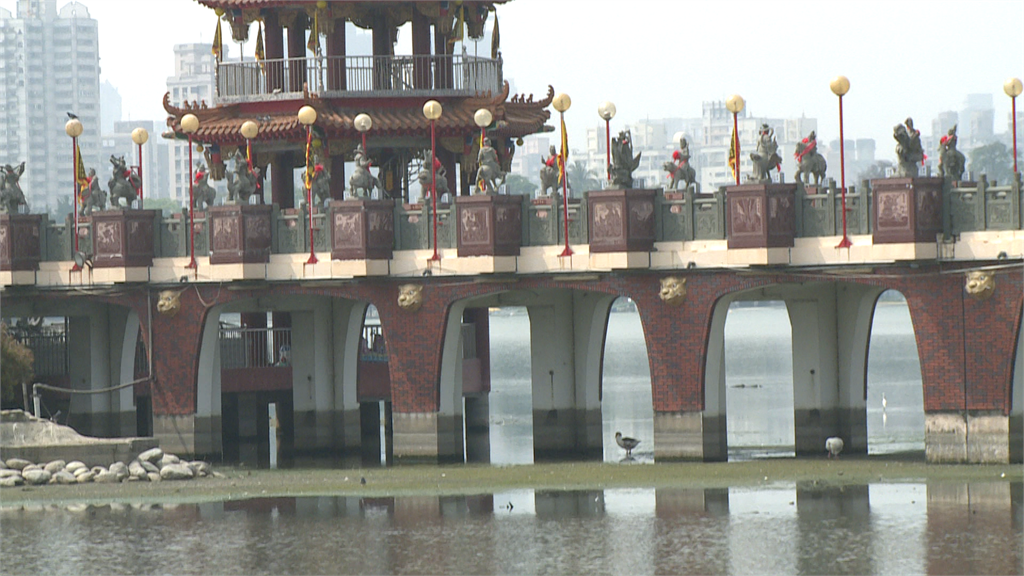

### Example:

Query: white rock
xmin=128 ymin=460 xmax=147 ymax=480
xmin=137 ymin=448 xmax=163 ymax=463
xmin=140 ymin=460 xmax=160 ymax=474
xmin=94 ymin=471 xmax=120 ymax=483
xmin=0 ymin=475 xmax=23 ymax=487
xmin=65 ymin=461 xmax=87 ymax=474
xmin=0 ymin=469 xmax=22 ymax=479
xmin=109 ymin=462 xmax=129 ymax=481
xmin=0 ymin=460 xmax=7 ymax=469
xmin=43 ymin=460 xmax=67 ymax=474
xmin=189 ymin=461 xmax=212 ymax=477
xmin=159 ymin=463 xmax=194 ymax=480
xmin=73 ymin=466 xmax=91 ymax=478
xmin=52 ymin=471 xmax=77 ymax=485
xmin=76 ymin=472 xmax=95 ymax=483
xmin=22 ymin=464 xmax=42 ymax=472
xmin=91 ymin=466 xmax=106 ymax=475
xmin=146 ymin=472 xmax=162 ymax=482
xmin=157 ymin=454 xmax=180 ymax=469
xmin=22 ymin=469 xmax=51 ymax=485
xmin=5 ymin=458 xmax=32 ymax=470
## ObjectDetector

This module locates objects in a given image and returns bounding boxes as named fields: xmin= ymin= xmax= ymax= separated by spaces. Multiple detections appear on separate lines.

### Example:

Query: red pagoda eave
xmin=162 ymin=83 xmax=552 ymax=146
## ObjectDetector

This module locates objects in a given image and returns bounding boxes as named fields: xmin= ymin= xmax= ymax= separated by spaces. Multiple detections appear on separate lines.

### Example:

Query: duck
xmin=825 ymin=436 xmax=844 ymax=459
xmin=615 ymin=432 xmax=640 ymax=458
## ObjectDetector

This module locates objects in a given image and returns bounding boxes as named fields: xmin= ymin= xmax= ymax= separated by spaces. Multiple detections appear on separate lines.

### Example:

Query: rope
xmin=33 ymin=377 xmax=148 ymax=396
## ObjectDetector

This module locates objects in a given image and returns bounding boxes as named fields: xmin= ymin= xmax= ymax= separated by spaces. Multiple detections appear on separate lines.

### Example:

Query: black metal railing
xmin=216 ymin=54 xmax=502 ymax=101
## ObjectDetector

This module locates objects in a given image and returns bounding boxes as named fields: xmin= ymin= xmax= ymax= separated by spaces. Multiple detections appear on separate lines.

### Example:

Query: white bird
xmin=825 ymin=436 xmax=844 ymax=459
xmin=615 ymin=432 xmax=640 ymax=458
xmin=881 ymin=393 xmax=887 ymax=412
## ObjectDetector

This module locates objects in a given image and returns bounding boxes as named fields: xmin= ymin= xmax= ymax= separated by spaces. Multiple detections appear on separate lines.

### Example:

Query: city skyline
xmin=3 ymin=0 xmax=1022 ymax=164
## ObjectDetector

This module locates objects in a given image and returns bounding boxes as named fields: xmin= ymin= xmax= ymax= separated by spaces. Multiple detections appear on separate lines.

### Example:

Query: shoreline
xmin=1 ymin=458 xmax=1020 ymax=508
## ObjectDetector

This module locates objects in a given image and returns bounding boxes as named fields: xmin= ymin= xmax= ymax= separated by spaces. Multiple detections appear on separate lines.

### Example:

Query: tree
xmin=968 ymin=141 xmax=1014 ymax=184
xmin=504 ymin=174 xmax=537 ymax=196
xmin=141 ymin=197 xmax=185 ymax=216
xmin=48 ymin=196 xmax=73 ymax=222
xmin=855 ymin=161 xmax=893 ymax=183
xmin=1 ymin=323 xmax=34 ymax=409
xmin=566 ymin=160 xmax=601 ymax=195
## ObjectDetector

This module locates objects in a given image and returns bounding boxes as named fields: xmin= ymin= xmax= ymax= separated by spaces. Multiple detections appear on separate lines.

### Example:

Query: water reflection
xmin=3 ymin=482 xmax=1020 ymax=575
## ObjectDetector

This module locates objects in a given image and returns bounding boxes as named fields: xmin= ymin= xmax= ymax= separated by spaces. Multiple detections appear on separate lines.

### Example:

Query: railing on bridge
xmin=216 ymin=54 xmax=503 ymax=102
xmin=219 ymin=326 xmax=292 ymax=369
xmin=29 ymin=174 xmax=1023 ymax=264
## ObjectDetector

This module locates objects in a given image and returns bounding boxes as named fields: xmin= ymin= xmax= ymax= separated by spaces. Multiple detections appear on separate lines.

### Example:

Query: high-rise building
xmin=165 ymin=43 xmax=219 ymax=204
xmin=0 ymin=0 xmax=100 ymax=212
xmin=99 ymin=79 xmax=121 ymax=134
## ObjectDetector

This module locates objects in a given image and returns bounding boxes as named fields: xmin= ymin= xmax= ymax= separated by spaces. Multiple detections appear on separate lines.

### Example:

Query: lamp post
xmin=725 ymin=94 xmax=744 ymax=186
xmin=1005 ymin=77 xmax=1023 ymax=174
xmin=553 ymin=92 xmax=572 ymax=257
xmin=423 ymin=99 xmax=442 ymax=262
xmin=181 ymin=113 xmax=200 ymax=271
xmin=240 ymin=120 xmax=259 ymax=203
xmin=65 ymin=118 xmax=84 ymax=271
xmin=131 ymin=127 xmax=149 ymax=209
xmin=298 ymin=105 xmax=319 ymax=265
xmin=830 ymin=75 xmax=852 ymax=249
xmin=354 ymin=113 xmax=373 ymax=152
xmin=598 ymin=101 xmax=616 ymax=183
xmin=474 ymin=108 xmax=493 ymax=192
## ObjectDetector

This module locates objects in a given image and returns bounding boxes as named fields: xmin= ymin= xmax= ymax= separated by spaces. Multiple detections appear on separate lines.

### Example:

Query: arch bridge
xmin=2 ymin=177 xmax=1021 ymax=464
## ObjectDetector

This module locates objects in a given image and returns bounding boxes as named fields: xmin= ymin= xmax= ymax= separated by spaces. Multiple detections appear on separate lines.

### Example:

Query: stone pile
xmin=0 ymin=448 xmax=219 ymax=487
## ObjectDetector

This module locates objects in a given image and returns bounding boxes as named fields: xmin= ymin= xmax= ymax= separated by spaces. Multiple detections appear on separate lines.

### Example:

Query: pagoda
xmin=163 ymin=0 xmax=554 ymax=206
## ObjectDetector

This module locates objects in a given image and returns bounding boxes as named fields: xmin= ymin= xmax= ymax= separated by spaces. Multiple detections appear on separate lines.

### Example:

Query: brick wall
xmin=11 ymin=263 xmax=1018 ymax=419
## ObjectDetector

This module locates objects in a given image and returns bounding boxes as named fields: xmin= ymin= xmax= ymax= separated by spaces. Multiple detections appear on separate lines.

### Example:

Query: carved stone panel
xmin=871 ymin=177 xmax=943 ymax=243
xmin=455 ymin=195 xmax=523 ymax=257
xmin=725 ymin=183 xmax=796 ymax=249
xmin=587 ymin=189 xmax=656 ymax=253
xmin=0 ymin=214 xmax=41 ymax=272
xmin=330 ymin=199 xmax=395 ymax=260
xmin=209 ymin=204 xmax=272 ymax=264
xmin=90 ymin=209 xmax=157 ymax=268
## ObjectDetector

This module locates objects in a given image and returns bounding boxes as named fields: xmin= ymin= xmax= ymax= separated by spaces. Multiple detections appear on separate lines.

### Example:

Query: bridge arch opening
xmin=1 ymin=302 xmax=146 ymax=439
xmin=601 ymin=297 xmax=653 ymax=462
xmin=199 ymin=294 xmax=374 ymax=467
xmin=866 ymin=290 xmax=924 ymax=456
xmin=723 ymin=298 xmax=795 ymax=460
xmin=455 ymin=288 xmax=621 ymax=463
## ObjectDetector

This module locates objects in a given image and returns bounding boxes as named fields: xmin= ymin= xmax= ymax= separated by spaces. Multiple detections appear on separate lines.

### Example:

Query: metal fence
xmin=219 ymin=326 xmax=292 ymax=369
xmin=7 ymin=322 xmax=69 ymax=377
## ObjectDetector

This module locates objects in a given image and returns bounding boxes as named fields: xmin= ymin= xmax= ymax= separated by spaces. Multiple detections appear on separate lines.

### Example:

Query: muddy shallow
xmin=2 ymin=456 xmax=1019 ymax=507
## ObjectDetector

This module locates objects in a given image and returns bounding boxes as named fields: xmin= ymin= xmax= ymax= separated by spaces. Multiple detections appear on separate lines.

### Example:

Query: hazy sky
xmin=6 ymin=0 xmax=1023 ymax=160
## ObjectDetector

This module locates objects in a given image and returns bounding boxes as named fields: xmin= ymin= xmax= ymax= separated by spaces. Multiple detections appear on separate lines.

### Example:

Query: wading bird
xmin=615 ymin=432 xmax=640 ymax=458
xmin=825 ymin=436 xmax=844 ymax=459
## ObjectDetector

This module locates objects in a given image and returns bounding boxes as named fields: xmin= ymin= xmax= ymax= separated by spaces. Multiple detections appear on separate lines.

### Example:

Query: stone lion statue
xmin=658 ymin=276 xmax=687 ymax=307
xmin=397 ymin=284 xmax=423 ymax=312
xmin=964 ymin=270 xmax=995 ymax=301
xmin=156 ymin=290 xmax=183 ymax=317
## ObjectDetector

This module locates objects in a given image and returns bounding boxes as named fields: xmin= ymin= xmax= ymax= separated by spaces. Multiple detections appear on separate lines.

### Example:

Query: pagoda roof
xmin=163 ymin=82 xmax=553 ymax=145
xmin=195 ymin=1 xmax=509 ymax=31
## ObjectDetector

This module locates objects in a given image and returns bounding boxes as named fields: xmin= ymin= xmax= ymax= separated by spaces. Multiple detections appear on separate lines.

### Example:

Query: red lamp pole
xmin=558 ymin=109 xmax=572 ymax=257
xmin=832 ymin=76 xmax=852 ymax=249
xmin=605 ymin=119 xmax=611 ymax=182
xmin=429 ymin=117 xmax=440 ymax=262
xmin=137 ymin=141 xmax=144 ymax=208
xmin=71 ymin=134 xmax=81 ymax=271
xmin=305 ymin=124 xmax=318 ymax=265
xmin=187 ymin=133 xmax=198 ymax=271
xmin=732 ymin=112 xmax=740 ymax=186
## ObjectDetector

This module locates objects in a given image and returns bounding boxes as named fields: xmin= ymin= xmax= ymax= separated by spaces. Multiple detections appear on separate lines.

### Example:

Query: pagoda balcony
xmin=216 ymin=54 xmax=503 ymax=103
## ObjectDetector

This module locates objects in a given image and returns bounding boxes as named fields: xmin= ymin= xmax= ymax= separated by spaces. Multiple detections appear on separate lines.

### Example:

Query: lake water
xmin=3 ymin=482 xmax=1021 ymax=575
xmin=4 ymin=297 xmax=1020 ymax=575
xmin=489 ymin=298 xmax=925 ymax=464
